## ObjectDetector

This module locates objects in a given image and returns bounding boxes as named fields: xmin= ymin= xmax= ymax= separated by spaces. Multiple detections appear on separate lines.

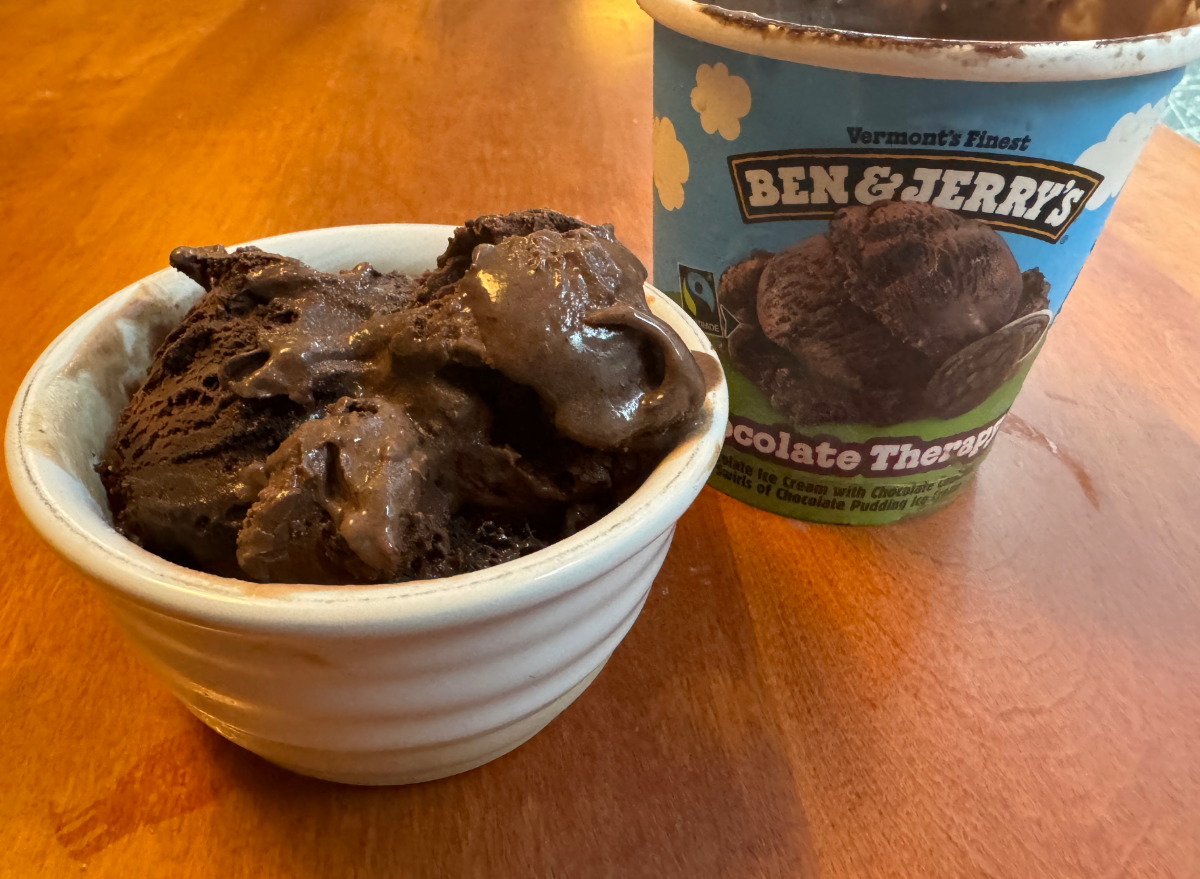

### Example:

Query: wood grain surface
xmin=3 ymin=1 xmax=1200 ymax=876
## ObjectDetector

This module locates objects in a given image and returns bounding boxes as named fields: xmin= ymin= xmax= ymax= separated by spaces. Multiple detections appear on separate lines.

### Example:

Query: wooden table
xmin=3 ymin=2 xmax=1200 ymax=876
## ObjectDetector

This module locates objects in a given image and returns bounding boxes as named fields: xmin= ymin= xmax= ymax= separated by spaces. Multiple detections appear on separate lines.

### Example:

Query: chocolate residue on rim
xmin=695 ymin=4 xmax=1027 ymax=59
xmin=696 ymin=0 xmax=1199 ymax=50
xmin=693 ymin=351 xmax=725 ymax=395
xmin=1094 ymin=30 xmax=1186 ymax=48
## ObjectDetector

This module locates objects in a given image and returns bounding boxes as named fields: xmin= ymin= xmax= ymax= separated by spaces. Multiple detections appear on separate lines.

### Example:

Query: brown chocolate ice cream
xmin=721 ymin=201 xmax=1049 ymax=426
xmin=99 ymin=211 xmax=706 ymax=584
xmin=757 ymin=230 xmax=937 ymax=389
xmin=830 ymin=202 xmax=1022 ymax=362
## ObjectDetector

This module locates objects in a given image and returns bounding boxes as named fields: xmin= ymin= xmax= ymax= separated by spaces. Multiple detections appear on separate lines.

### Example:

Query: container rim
xmin=638 ymin=0 xmax=1200 ymax=82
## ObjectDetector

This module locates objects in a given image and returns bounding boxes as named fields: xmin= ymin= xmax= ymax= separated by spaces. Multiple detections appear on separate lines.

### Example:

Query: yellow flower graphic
xmin=690 ymin=63 xmax=751 ymax=141
xmin=653 ymin=116 xmax=689 ymax=211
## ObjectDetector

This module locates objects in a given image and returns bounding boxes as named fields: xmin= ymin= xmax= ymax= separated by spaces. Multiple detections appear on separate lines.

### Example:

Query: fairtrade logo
xmin=677 ymin=265 xmax=723 ymax=337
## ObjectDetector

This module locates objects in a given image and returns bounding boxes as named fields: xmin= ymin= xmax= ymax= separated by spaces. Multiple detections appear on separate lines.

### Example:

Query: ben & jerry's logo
xmin=727 ymin=147 xmax=1103 ymax=243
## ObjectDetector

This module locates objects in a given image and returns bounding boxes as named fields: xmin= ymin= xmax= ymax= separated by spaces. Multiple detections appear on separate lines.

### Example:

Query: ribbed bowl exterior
xmin=98 ymin=531 xmax=671 ymax=783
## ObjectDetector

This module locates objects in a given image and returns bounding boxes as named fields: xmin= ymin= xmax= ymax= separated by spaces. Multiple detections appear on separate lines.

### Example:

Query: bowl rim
xmin=6 ymin=223 xmax=728 ymax=636
xmin=639 ymin=0 xmax=1200 ymax=83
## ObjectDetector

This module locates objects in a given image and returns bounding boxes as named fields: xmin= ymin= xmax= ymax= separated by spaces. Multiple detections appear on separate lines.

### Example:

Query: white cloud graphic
xmin=1075 ymin=99 xmax=1167 ymax=210
xmin=653 ymin=116 xmax=689 ymax=211
xmin=690 ymin=63 xmax=751 ymax=141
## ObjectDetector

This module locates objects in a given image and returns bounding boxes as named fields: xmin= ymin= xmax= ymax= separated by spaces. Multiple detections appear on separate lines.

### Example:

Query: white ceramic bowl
xmin=5 ymin=224 xmax=728 ymax=785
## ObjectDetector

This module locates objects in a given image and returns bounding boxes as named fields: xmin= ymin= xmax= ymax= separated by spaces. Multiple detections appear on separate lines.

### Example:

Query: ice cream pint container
xmin=641 ymin=0 xmax=1200 ymax=524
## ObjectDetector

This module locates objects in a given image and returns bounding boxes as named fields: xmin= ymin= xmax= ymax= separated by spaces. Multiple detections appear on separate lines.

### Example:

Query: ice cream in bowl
xmin=5 ymin=212 xmax=728 ymax=785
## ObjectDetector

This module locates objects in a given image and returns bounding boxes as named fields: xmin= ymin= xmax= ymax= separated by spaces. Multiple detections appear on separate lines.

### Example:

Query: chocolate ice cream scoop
xmin=236 ymin=396 xmax=438 ymax=584
xmin=236 ymin=381 xmax=564 ymax=584
xmin=170 ymin=245 xmax=419 ymax=409
xmin=98 ymin=246 xmax=417 ymax=578
xmin=722 ymin=201 xmax=1050 ymax=426
xmin=99 ymin=211 xmax=707 ymax=584
xmin=756 ymin=233 xmax=935 ymax=393
xmin=420 ymin=208 xmax=597 ymax=297
xmin=461 ymin=227 xmax=705 ymax=450
xmin=830 ymin=202 xmax=1022 ymax=362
